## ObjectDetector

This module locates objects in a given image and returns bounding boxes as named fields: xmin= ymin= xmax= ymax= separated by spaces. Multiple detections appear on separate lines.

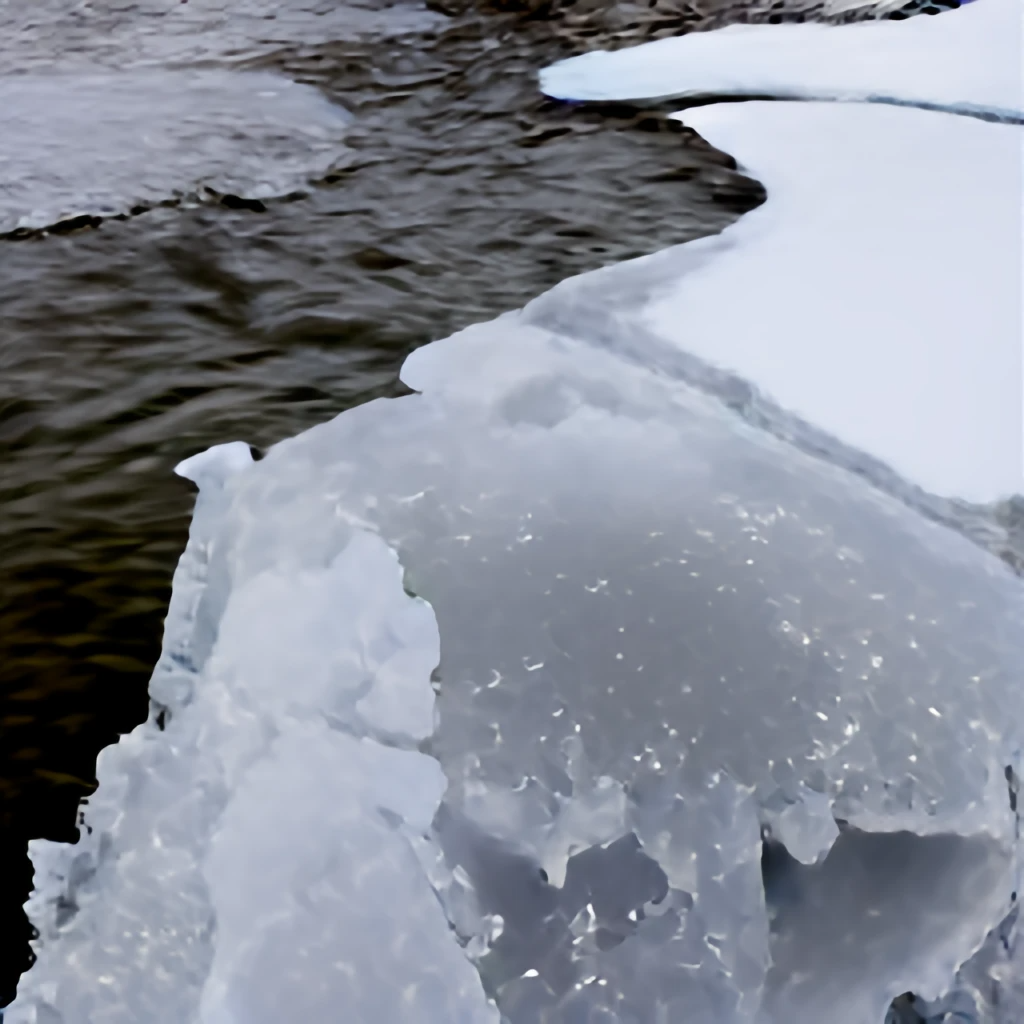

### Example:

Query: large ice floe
xmin=11 ymin=313 xmax=1024 ymax=1023
xmin=8 ymin=3 xmax=1024 ymax=1024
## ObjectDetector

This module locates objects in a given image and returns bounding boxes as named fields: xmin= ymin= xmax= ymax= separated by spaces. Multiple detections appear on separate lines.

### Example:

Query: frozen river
xmin=0 ymin=0 xmax=762 ymax=1001
xmin=1 ymin=0 xmax=1020 ymax=1018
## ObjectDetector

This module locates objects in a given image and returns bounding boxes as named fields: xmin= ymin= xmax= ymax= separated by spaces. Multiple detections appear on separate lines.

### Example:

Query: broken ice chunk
xmin=175 ymin=441 xmax=254 ymax=490
xmin=765 ymin=782 xmax=840 ymax=866
xmin=201 ymin=303 xmax=1024 ymax=1019
xmin=198 ymin=722 xmax=494 ymax=1024
xmin=6 ymin=528 xmax=482 ymax=1024
xmin=209 ymin=530 xmax=439 ymax=749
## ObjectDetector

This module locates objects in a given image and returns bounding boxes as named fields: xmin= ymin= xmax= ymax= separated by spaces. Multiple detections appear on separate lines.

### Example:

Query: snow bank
xmin=525 ymin=100 xmax=1022 ymax=504
xmin=540 ymin=0 xmax=1023 ymax=121
xmin=0 ymin=70 xmax=351 ymax=235
xmin=10 ymin=288 xmax=1024 ymax=1020
xmin=8 ymin=441 xmax=497 ymax=1024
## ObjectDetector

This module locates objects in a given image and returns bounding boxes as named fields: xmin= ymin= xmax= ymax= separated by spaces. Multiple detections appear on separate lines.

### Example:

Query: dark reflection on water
xmin=0 ymin=1 xmax=769 ymax=1001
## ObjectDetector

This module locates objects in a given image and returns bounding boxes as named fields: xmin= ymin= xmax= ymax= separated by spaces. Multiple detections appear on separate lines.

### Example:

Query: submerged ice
xmin=12 ymin=466 xmax=498 ymax=1024
xmin=9 ymin=294 xmax=1024 ymax=1020
xmin=0 ymin=70 xmax=351 ymax=235
xmin=0 ymin=0 xmax=443 ymax=75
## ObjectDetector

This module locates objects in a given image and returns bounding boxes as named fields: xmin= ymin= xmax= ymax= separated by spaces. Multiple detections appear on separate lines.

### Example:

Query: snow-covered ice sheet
xmin=532 ymin=100 xmax=1022 ymax=504
xmin=0 ymin=70 xmax=351 ymax=235
xmin=540 ymin=0 xmax=1024 ymax=122
xmin=9 ymin=289 xmax=1024 ymax=1021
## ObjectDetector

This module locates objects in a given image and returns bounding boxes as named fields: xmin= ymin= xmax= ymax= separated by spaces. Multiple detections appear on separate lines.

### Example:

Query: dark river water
xmin=1 ymin=0 xmax=950 ymax=1003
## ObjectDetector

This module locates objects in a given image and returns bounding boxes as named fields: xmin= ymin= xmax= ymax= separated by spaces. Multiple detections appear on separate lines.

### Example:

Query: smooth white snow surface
xmin=10 ymin=290 xmax=1024 ymax=1021
xmin=540 ymin=0 xmax=1024 ymax=121
xmin=615 ymin=100 xmax=1021 ymax=504
xmin=0 ymin=70 xmax=351 ymax=235
xmin=817 ymin=0 xmax=949 ymax=13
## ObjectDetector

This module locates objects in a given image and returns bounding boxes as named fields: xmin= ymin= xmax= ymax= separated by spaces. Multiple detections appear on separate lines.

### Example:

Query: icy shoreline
xmin=7 ymin=0 xmax=1024 ymax=1019
xmin=541 ymin=0 xmax=1023 ymax=123
xmin=9 ymin=284 xmax=1024 ymax=1020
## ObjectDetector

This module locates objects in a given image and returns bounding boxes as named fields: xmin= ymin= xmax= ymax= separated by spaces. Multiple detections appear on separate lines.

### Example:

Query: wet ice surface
xmin=0 ymin=0 xmax=441 ymax=235
xmin=541 ymin=0 xmax=1023 ymax=121
xmin=0 ymin=0 xmax=768 ymax=992
xmin=0 ymin=70 xmax=351 ymax=235
xmin=10 ymin=300 xmax=1024 ymax=1021
xmin=14 ymin=470 xmax=499 ymax=1024
xmin=6 ymin=1 xmax=1024 ymax=1022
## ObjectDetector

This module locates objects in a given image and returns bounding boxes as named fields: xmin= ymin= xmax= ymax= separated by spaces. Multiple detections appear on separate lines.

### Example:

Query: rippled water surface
xmin=0 ymin=0 xmax=781 ymax=997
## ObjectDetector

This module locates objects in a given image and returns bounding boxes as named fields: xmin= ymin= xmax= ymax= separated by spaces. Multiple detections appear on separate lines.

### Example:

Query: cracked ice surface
xmin=11 ymin=292 xmax=1024 ymax=1021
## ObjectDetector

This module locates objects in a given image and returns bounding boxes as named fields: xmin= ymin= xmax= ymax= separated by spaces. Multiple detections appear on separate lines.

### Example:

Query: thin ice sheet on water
xmin=0 ymin=0 xmax=443 ymax=74
xmin=0 ymin=69 xmax=351 ymax=234
xmin=540 ymin=0 xmax=1024 ymax=121
xmin=10 ymin=274 xmax=1024 ymax=1021
xmin=526 ymin=100 xmax=1023 ymax=505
